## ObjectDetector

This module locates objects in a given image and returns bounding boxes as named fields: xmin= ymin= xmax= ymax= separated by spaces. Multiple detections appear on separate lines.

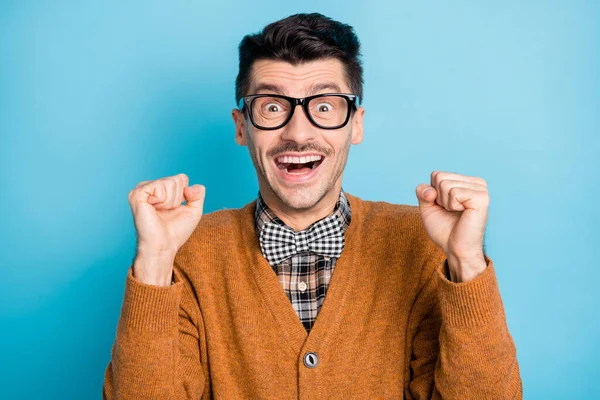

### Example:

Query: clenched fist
xmin=128 ymin=173 xmax=205 ymax=286
xmin=415 ymin=170 xmax=489 ymax=282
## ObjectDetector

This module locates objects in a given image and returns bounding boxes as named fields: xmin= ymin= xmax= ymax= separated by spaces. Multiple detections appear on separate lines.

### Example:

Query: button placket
xmin=298 ymin=281 xmax=307 ymax=292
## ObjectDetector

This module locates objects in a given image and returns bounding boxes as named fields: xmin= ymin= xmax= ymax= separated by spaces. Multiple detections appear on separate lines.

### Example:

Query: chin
xmin=273 ymin=182 xmax=328 ymax=211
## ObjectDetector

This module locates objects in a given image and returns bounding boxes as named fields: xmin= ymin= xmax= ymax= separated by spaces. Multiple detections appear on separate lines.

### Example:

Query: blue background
xmin=1 ymin=1 xmax=598 ymax=399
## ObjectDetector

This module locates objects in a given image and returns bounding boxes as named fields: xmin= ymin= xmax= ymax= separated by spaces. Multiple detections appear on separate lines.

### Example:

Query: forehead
xmin=248 ymin=58 xmax=351 ymax=96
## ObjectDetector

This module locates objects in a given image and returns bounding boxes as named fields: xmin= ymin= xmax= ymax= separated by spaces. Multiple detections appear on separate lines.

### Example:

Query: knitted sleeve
xmin=405 ymin=248 xmax=523 ymax=399
xmin=102 ymin=262 xmax=207 ymax=399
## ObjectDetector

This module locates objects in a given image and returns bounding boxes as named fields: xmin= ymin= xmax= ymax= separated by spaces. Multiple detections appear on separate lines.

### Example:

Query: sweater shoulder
xmin=356 ymin=196 xmax=424 ymax=232
xmin=350 ymin=195 xmax=445 ymax=278
xmin=199 ymin=206 xmax=241 ymax=228
xmin=173 ymin=205 xmax=249 ymax=274
xmin=366 ymin=199 xmax=420 ymax=219
xmin=189 ymin=206 xmax=245 ymax=244
xmin=367 ymin=198 xmax=439 ymax=246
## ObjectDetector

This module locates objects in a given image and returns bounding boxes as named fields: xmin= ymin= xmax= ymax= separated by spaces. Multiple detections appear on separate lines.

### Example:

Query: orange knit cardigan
xmin=103 ymin=193 xmax=522 ymax=399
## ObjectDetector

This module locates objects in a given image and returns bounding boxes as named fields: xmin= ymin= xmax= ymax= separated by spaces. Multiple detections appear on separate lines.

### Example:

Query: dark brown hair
xmin=235 ymin=13 xmax=364 ymax=105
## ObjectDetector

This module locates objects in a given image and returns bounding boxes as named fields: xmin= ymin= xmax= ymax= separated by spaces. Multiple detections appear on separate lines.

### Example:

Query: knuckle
xmin=162 ymin=178 xmax=176 ymax=189
xmin=171 ymin=179 xmax=181 ymax=193
xmin=431 ymin=170 xmax=445 ymax=186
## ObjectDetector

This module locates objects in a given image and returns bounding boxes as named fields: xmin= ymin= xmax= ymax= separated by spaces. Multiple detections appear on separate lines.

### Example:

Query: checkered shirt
xmin=254 ymin=189 xmax=352 ymax=333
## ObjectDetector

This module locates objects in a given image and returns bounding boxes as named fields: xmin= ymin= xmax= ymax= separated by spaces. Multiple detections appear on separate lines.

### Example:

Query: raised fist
xmin=127 ymin=173 xmax=205 ymax=285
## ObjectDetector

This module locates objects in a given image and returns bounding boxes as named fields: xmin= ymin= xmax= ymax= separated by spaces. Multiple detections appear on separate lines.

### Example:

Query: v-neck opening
xmin=239 ymin=193 xmax=362 ymax=355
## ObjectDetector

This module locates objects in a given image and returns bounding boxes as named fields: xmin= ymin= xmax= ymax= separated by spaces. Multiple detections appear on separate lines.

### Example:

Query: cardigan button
xmin=303 ymin=352 xmax=319 ymax=368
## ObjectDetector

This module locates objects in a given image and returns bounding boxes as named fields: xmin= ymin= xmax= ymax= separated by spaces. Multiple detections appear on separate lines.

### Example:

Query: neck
xmin=259 ymin=182 xmax=342 ymax=231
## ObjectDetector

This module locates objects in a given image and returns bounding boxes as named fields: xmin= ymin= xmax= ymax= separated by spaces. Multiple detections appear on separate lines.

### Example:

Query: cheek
xmin=246 ymin=134 xmax=263 ymax=167
xmin=252 ymin=136 xmax=279 ymax=168
xmin=329 ymin=131 xmax=352 ymax=158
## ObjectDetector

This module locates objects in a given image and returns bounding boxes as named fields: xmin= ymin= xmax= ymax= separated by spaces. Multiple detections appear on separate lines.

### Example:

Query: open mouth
xmin=275 ymin=154 xmax=324 ymax=174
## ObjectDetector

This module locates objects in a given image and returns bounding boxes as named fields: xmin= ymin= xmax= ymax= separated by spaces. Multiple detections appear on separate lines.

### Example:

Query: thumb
xmin=415 ymin=183 xmax=437 ymax=212
xmin=183 ymin=184 xmax=206 ymax=214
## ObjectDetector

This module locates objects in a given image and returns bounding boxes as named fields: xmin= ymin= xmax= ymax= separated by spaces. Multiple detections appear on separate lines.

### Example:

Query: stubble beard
xmin=246 ymin=128 xmax=352 ymax=211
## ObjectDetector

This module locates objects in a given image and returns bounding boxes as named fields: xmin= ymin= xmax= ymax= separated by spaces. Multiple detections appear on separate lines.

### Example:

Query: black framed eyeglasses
xmin=237 ymin=93 xmax=360 ymax=130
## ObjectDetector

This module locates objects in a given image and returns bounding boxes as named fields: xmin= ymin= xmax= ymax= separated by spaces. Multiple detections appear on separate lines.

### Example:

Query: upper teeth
xmin=277 ymin=155 xmax=323 ymax=164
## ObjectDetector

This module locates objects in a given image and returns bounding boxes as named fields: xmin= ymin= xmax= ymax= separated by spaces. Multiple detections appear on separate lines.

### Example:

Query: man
xmin=103 ymin=12 xmax=522 ymax=399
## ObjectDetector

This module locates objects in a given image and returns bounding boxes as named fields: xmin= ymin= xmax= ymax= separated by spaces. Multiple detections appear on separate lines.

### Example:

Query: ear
xmin=232 ymin=108 xmax=248 ymax=146
xmin=350 ymin=106 xmax=365 ymax=145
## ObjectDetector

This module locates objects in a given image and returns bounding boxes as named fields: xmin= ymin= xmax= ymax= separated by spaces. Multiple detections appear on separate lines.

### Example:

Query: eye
xmin=315 ymin=102 xmax=334 ymax=112
xmin=264 ymin=102 xmax=284 ymax=112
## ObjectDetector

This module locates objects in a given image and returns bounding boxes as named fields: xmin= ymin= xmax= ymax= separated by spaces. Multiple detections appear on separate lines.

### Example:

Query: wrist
xmin=446 ymin=253 xmax=487 ymax=283
xmin=133 ymin=255 xmax=175 ymax=287
xmin=136 ymin=243 xmax=177 ymax=260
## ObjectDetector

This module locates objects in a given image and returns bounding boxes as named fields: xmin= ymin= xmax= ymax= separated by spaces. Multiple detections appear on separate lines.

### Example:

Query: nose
xmin=280 ymin=104 xmax=318 ymax=143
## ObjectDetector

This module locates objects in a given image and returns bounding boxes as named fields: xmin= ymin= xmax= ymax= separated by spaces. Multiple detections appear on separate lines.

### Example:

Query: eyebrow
xmin=252 ymin=82 xmax=343 ymax=96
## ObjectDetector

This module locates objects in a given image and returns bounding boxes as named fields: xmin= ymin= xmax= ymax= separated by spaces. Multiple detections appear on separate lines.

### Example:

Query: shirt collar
xmin=254 ymin=188 xmax=352 ymax=238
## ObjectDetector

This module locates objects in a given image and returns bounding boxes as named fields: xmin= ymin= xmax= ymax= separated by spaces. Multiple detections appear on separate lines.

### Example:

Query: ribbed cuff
xmin=436 ymin=255 xmax=505 ymax=327
xmin=119 ymin=265 xmax=184 ymax=333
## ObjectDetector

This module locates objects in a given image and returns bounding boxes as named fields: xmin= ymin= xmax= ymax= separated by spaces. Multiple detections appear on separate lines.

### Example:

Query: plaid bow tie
xmin=259 ymin=214 xmax=345 ymax=266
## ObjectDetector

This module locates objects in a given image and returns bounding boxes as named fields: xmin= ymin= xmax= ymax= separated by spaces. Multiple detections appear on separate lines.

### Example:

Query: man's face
xmin=232 ymin=58 xmax=364 ymax=211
